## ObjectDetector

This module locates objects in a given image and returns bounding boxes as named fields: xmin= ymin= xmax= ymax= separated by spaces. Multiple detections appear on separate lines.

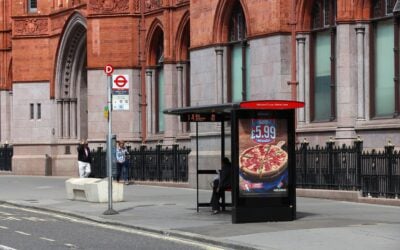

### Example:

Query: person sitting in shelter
xmin=210 ymin=157 xmax=232 ymax=214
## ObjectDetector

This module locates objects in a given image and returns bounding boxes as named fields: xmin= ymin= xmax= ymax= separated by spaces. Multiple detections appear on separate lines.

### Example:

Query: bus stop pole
xmin=196 ymin=121 xmax=199 ymax=212
xmin=221 ymin=120 xmax=225 ymax=161
xmin=104 ymin=74 xmax=118 ymax=215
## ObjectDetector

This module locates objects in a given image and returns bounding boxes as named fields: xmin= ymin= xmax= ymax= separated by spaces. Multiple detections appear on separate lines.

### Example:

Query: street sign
xmin=112 ymin=74 xmax=130 ymax=111
xmin=112 ymin=95 xmax=129 ymax=111
xmin=114 ymin=75 xmax=128 ymax=88
xmin=112 ymin=75 xmax=129 ymax=91
xmin=104 ymin=64 xmax=114 ymax=76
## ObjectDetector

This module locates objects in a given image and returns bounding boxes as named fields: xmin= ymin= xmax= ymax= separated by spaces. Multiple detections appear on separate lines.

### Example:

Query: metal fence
xmin=296 ymin=140 xmax=400 ymax=198
xmin=3 ymin=139 xmax=396 ymax=198
xmin=0 ymin=145 xmax=12 ymax=171
xmin=90 ymin=145 xmax=191 ymax=182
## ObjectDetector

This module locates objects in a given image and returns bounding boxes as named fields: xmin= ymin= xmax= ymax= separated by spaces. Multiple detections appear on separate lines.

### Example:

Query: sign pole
xmin=103 ymin=65 xmax=118 ymax=215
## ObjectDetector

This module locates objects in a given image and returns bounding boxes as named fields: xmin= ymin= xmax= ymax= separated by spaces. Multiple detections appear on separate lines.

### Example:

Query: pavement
xmin=0 ymin=175 xmax=399 ymax=250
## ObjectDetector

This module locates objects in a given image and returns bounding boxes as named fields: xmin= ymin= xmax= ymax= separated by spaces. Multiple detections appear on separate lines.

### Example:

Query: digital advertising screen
xmin=238 ymin=118 xmax=289 ymax=197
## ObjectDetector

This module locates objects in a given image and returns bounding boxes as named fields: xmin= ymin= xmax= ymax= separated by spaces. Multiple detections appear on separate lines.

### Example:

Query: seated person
xmin=210 ymin=157 xmax=232 ymax=214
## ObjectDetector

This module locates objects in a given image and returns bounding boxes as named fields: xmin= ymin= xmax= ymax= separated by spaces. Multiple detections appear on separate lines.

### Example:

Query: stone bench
xmin=65 ymin=178 xmax=124 ymax=203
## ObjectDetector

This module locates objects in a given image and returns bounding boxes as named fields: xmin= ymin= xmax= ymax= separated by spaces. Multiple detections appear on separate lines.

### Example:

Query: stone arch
xmin=175 ymin=11 xmax=190 ymax=61
xmin=296 ymin=0 xmax=315 ymax=31
xmin=354 ymin=0 xmax=373 ymax=20
xmin=55 ymin=12 xmax=87 ymax=140
xmin=213 ymin=0 xmax=250 ymax=43
xmin=175 ymin=12 xmax=191 ymax=132
xmin=296 ymin=0 xmax=371 ymax=31
xmin=146 ymin=19 xmax=164 ymax=66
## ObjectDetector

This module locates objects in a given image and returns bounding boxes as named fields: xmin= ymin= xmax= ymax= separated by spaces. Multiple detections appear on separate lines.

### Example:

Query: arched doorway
xmin=55 ymin=13 xmax=87 ymax=140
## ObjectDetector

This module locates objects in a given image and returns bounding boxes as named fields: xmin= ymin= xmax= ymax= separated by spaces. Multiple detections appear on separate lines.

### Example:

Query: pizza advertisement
xmin=238 ymin=118 xmax=289 ymax=197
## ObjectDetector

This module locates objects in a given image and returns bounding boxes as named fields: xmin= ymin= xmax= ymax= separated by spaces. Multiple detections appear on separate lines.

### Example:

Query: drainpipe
xmin=288 ymin=0 xmax=298 ymax=100
xmin=139 ymin=0 xmax=147 ymax=144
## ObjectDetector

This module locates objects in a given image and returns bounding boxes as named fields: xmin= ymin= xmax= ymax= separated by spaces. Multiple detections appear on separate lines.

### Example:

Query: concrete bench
xmin=65 ymin=178 xmax=124 ymax=203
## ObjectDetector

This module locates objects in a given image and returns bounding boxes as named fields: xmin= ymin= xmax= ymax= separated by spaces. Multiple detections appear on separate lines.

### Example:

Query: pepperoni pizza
xmin=239 ymin=141 xmax=288 ymax=181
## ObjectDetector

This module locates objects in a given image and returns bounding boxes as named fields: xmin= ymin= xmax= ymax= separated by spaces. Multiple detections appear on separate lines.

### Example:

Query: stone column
xmin=145 ymin=69 xmax=153 ymax=134
xmin=176 ymin=64 xmax=184 ymax=133
xmin=335 ymin=24 xmax=357 ymax=144
xmin=355 ymin=25 xmax=366 ymax=120
xmin=63 ymin=100 xmax=70 ymax=138
xmin=57 ymin=100 xmax=63 ymax=138
xmin=215 ymin=47 xmax=224 ymax=103
xmin=297 ymin=37 xmax=306 ymax=124
xmin=163 ymin=63 xmax=178 ymax=144
xmin=70 ymin=98 xmax=77 ymax=139
xmin=176 ymin=64 xmax=184 ymax=108
xmin=0 ymin=91 xmax=11 ymax=142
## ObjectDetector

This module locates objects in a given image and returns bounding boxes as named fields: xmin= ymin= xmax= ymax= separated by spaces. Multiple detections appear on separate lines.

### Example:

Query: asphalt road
xmin=0 ymin=205 xmax=222 ymax=250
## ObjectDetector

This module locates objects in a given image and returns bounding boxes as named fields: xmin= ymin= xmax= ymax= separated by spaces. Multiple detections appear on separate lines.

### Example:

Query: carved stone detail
xmin=14 ymin=19 xmax=48 ymax=36
xmin=134 ymin=0 xmax=140 ymax=12
xmin=89 ymin=0 xmax=129 ymax=14
xmin=145 ymin=0 xmax=163 ymax=10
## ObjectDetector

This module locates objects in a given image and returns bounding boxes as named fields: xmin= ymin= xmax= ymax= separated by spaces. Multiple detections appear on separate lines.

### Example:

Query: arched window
xmin=371 ymin=0 xmax=399 ymax=117
xmin=310 ymin=0 xmax=337 ymax=121
xmin=155 ymin=40 xmax=165 ymax=133
xmin=228 ymin=2 xmax=249 ymax=102
xmin=177 ymin=19 xmax=191 ymax=132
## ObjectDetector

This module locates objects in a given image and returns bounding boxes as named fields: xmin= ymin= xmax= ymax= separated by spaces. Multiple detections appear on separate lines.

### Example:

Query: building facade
xmin=0 ymin=0 xmax=399 ymax=181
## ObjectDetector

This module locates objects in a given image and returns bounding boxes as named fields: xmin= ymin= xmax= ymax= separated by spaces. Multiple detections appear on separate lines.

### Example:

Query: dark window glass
xmin=155 ymin=37 xmax=164 ymax=133
xmin=311 ymin=0 xmax=337 ymax=121
xmin=229 ymin=4 xmax=246 ymax=42
xmin=373 ymin=0 xmax=396 ymax=17
xmin=37 ymin=103 xmax=41 ymax=119
xmin=30 ymin=103 xmax=34 ymax=119
xmin=28 ymin=0 xmax=37 ymax=12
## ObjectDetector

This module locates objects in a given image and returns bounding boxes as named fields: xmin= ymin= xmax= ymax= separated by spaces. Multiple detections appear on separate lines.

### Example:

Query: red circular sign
xmin=104 ymin=64 xmax=114 ymax=76
xmin=114 ymin=75 xmax=128 ymax=88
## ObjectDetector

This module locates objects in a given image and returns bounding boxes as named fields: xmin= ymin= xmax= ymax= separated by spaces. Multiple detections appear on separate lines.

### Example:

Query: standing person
xmin=210 ymin=157 xmax=232 ymax=214
xmin=116 ymin=140 xmax=129 ymax=185
xmin=77 ymin=139 xmax=91 ymax=178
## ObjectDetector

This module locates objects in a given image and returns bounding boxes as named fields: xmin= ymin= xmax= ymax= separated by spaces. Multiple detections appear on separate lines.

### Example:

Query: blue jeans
xmin=116 ymin=161 xmax=128 ymax=182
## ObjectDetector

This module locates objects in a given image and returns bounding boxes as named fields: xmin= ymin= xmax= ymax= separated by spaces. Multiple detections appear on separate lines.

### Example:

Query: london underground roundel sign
xmin=114 ymin=75 xmax=128 ymax=88
xmin=112 ymin=75 xmax=130 ymax=90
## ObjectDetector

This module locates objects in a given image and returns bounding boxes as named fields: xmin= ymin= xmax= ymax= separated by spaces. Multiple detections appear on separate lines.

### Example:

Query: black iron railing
xmin=296 ymin=140 xmax=400 ymax=198
xmin=91 ymin=145 xmax=190 ymax=182
xmin=0 ymin=145 xmax=12 ymax=171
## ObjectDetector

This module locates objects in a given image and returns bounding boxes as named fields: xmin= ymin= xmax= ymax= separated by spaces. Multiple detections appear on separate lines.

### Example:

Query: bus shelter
xmin=164 ymin=100 xmax=304 ymax=223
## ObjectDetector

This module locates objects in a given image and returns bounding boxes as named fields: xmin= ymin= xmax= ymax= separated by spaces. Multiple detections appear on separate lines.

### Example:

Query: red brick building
xmin=0 ymin=0 xmax=399 ymax=178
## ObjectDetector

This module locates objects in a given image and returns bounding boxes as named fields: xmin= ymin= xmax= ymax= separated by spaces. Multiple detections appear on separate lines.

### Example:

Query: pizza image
xmin=239 ymin=141 xmax=288 ymax=181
